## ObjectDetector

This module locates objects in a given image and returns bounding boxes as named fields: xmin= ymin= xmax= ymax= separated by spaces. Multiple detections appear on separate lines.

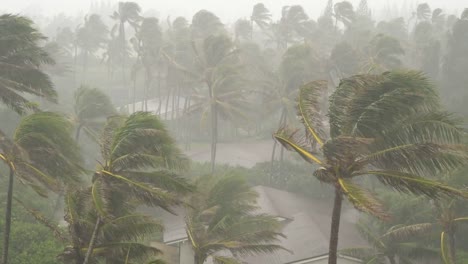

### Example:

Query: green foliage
xmin=0 ymin=14 xmax=57 ymax=114
xmin=0 ymin=219 xmax=62 ymax=264
xmin=185 ymin=173 xmax=286 ymax=264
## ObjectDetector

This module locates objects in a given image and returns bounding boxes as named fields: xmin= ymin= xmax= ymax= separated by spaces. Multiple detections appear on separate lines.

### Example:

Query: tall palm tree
xmin=0 ymin=112 xmax=83 ymax=264
xmin=134 ymin=17 xmax=163 ymax=112
xmin=0 ymin=14 xmax=57 ymax=114
xmin=110 ymin=2 xmax=142 ymax=89
xmin=274 ymin=70 xmax=468 ymax=264
xmin=79 ymin=112 xmax=191 ymax=264
xmin=165 ymin=34 xmax=247 ymax=173
xmin=185 ymin=173 xmax=286 ymax=264
xmin=75 ymin=14 xmax=108 ymax=80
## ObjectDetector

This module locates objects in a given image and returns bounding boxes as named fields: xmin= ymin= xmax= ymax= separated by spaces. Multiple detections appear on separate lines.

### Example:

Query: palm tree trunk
xmin=194 ymin=252 xmax=205 ymax=264
xmin=82 ymin=217 xmax=101 ymax=264
xmin=328 ymin=188 xmax=343 ymax=264
xmin=449 ymin=231 xmax=456 ymax=263
xmin=157 ymin=69 xmax=162 ymax=115
xmin=132 ymin=72 xmax=137 ymax=113
xmin=164 ymin=88 xmax=171 ymax=120
xmin=1 ymin=165 xmax=14 ymax=264
xmin=82 ymin=50 xmax=88 ymax=83
xmin=388 ymin=256 xmax=396 ymax=264
xmin=210 ymin=102 xmax=218 ymax=174
xmin=74 ymin=44 xmax=78 ymax=88
xmin=120 ymin=22 xmax=128 ymax=101
xmin=75 ymin=124 xmax=83 ymax=142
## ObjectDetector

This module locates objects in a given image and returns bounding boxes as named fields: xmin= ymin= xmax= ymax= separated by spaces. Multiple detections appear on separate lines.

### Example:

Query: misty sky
xmin=1 ymin=0 xmax=465 ymax=23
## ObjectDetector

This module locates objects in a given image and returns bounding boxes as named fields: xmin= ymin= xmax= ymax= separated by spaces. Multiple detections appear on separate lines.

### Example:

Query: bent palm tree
xmin=343 ymin=216 xmax=438 ymax=264
xmin=72 ymin=86 xmax=116 ymax=142
xmin=60 ymin=187 xmax=168 ymax=264
xmin=386 ymin=198 xmax=468 ymax=264
xmin=79 ymin=112 xmax=191 ymax=264
xmin=0 ymin=14 xmax=57 ymax=114
xmin=251 ymin=3 xmax=272 ymax=30
xmin=274 ymin=70 xmax=468 ymax=264
xmin=110 ymin=2 xmax=142 ymax=90
xmin=186 ymin=173 xmax=286 ymax=264
xmin=0 ymin=112 xmax=82 ymax=264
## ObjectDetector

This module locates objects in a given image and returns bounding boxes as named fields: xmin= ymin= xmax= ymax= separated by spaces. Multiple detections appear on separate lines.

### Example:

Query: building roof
xmin=158 ymin=185 xmax=366 ymax=264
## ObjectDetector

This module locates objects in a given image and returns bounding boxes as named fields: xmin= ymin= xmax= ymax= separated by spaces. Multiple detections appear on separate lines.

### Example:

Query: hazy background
xmin=2 ymin=0 xmax=464 ymax=23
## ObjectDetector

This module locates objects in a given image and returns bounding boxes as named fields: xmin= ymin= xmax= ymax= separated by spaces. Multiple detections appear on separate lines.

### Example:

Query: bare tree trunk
xmin=1 ymin=166 xmax=15 ymax=264
xmin=388 ymin=256 xmax=396 ymax=264
xmin=82 ymin=217 xmax=101 ymax=264
xmin=328 ymin=188 xmax=343 ymax=264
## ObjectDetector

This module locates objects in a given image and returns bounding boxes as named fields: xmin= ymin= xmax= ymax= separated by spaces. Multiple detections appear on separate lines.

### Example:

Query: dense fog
xmin=0 ymin=1 xmax=467 ymax=264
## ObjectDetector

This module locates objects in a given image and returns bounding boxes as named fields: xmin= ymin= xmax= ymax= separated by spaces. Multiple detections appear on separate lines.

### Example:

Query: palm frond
xmin=383 ymin=223 xmax=434 ymax=241
xmin=273 ymin=127 xmax=323 ymax=165
xmin=297 ymin=80 xmax=328 ymax=146
xmin=355 ymin=170 xmax=466 ymax=199
xmin=212 ymin=255 xmax=242 ymax=264
xmin=338 ymin=179 xmax=389 ymax=219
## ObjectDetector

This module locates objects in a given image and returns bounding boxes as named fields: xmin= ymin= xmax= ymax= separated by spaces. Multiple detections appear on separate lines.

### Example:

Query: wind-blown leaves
xmin=251 ymin=3 xmax=271 ymax=30
xmin=297 ymin=80 xmax=327 ymax=146
xmin=186 ymin=174 xmax=287 ymax=264
xmin=0 ymin=14 xmax=57 ymax=114
xmin=355 ymin=170 xmax=467 ymax=199
xmin=338 ymin=179 xmax=388 ymax=219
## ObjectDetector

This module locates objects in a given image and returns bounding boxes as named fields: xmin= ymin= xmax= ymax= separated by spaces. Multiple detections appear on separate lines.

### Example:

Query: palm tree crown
xmin=0 ymin=14 xmax=57 ymax=114
xmin=275 ymin=70 xmax=468 ymax=264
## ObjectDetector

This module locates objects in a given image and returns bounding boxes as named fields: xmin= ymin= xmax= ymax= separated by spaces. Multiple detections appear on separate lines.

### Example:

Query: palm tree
xmin=79 ymin=112 xmax=191 ymax=264
xmin=342 ymin=216 xmax=438 ymax=264
xmin=0 ymin=112 xmax=83 ymax=264
xmin=274 ymin=70 xmax=468 ymax=264
xmin=133 ymin=17 xmax=163 ymax=112
xmin=333 ymin=1 xmax=355 ymax=31
xmin=250 ymin=3 xmax=272 ymax=39
xmin=386 ymin=198 xmax=468 ymax=264
xmin=185 ymin=173 xmax=286 ymax=264
xmin=191 ymin=10 xmax=225 ymax=40
xmin=363 ymin=34 xmax=405 ymax=72
xmin=416 ymin=3 xmax=432 ymax=22
xmin=75 ymin=14 xmax=108 ymax=80
xmin=110 ymin=2 xmax=142 ymax=89
xmin=59 ymin=187 xmax=168 ymax=264
xmin=165 ymin=34 xmax=247 ymax=173
xmin=273 ymin=5 xmax=309 ymax=48
xmin=0 ymin=14 xmax=57 ymax=114
xmin=72 ymin=86 xmax=116 ymax=142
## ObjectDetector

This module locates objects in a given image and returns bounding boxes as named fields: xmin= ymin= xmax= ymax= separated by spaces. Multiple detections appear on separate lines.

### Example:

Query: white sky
xmin=1 ymin=0 xmax=466 ymax=23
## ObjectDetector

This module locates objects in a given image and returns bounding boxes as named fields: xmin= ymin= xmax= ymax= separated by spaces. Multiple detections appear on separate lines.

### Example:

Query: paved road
xmin=184 ymin=139 xmax=279 ymax=168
